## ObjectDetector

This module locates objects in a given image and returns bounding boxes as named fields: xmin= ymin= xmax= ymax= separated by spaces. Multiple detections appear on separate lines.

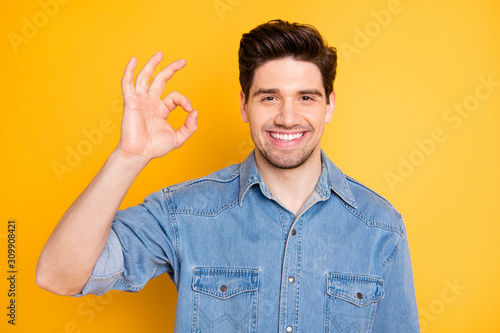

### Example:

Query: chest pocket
xmin=324 ymin=273 xmax=384 ymax=333
xmin=192 ymin=268 xmax=259 ymax=333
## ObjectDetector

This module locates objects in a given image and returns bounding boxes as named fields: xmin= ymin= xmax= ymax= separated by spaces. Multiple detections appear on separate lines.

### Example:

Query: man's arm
xmin=36 ymin=52 xmax=198 ymax=296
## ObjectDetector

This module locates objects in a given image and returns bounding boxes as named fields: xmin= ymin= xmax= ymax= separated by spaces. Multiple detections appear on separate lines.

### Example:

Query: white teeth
xmin=271 ymin=132 xmax=304 ymax=142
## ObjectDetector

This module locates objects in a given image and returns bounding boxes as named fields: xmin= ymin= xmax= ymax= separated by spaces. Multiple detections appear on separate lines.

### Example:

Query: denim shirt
xmin=77 ymin=151 xmax=420 ymax=332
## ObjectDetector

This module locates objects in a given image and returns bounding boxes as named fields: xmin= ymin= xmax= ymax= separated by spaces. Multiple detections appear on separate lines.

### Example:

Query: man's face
xmin=240 ymin=58 xmax=335 ymax=170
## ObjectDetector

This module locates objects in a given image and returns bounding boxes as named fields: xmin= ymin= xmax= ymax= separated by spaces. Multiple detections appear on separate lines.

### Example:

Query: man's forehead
xmin=249 ymin=59 xmax=323 ymax=95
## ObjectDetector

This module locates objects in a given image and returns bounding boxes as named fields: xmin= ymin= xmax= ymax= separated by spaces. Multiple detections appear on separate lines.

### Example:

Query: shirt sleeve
xmin=73 ymin=189 xmax=179 ymax=296
xmin=371 ymin=218 xmax=420 ymax=332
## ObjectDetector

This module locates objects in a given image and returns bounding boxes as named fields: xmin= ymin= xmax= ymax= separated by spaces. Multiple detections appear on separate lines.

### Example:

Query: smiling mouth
xmin=269 ymin=132 xmax=305 ymax=142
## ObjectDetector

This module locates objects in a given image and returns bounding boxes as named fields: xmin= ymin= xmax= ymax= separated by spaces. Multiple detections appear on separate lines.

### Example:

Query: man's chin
xmin=258 ymin=150 xmax=314 ymax=170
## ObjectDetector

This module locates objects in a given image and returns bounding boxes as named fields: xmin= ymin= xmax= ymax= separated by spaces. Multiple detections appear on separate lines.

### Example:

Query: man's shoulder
xmin=160 ymin=163 xmax=242 ymax=215
xmin=341 ymin=173 xmax=405 ymax=234
xmin=166 ymin=163 xmax=241 ymax=191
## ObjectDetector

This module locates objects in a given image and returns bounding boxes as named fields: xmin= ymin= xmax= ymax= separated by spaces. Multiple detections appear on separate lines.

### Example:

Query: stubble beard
xmin=256 ymin=145 xmax=316 ymax=169
xmin=252 ymin=125 xmax=318 ymax=170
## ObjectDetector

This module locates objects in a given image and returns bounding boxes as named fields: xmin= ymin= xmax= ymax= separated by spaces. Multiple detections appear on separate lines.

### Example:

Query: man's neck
xmin=255 ymin=150 xmax=323 ymax=216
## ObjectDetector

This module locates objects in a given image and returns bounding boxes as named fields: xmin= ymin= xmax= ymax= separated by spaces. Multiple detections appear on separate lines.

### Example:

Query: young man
xmin=37 ymin=20 xmax=420 ymax=332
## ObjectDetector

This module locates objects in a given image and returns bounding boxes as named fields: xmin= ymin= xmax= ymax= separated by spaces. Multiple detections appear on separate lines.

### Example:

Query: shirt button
xmin=357 ymin=292 xmax=363 ymax=299
xmin=220 ymin=285 xmax=227 ymax=292
xmin=286 ymin=326 xmax=293 ymax=333
xmin=291 ymin=229 xmax=296 ymax=236
xmin=288 ymin=276 xmax=295 ymax=283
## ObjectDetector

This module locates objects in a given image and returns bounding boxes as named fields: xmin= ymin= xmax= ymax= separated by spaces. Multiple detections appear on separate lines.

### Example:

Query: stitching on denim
xmin=194 ymin=268 xmax=259 ymax=274
xmin=343 ymin=175 xmax=406 ymax=235
xmin=192 ymin=268 xmax=259 ymax=298
xmin=114 ymin=263 xmax=167 ymax=292
xmin=240 ymin=185 xmax=258 ymax=206
xmin=276 ymin=203 xmax=286 ymax=248
xmin=253 ymin=273 xmax=259 ymax=333
xmin=192 ymin=267 xmax=258 ymax=331
xmin=325 ymin=306 xmax=362 ymax=333
xmin=192 ymin=291 xmax=198 ymax=330
xmin=367 ymin=292 xmax=381 ymax=332
xmin=170 ymin=200 xmax=239 ymax=216
xmin=324 ymin=279 xmax=328 ymax=332
xmin=198 ymin=304 xmax=257 ymax=329
xmin=194 ymin=287 xmax=258 ymax=299
xmin=88 ymin=269 xmax=124 ymax=282
xmin=345 ymin=175 xmax=400 ymax=214
xmin=116 ymin=277 xmax=144 ymax=292
xmin=164 ymin=189 xmax=182 ymax=286
xmin=326 ymin=273 xmax=384 ymax=306
xmin=240 ymin=177 xmax=261 ymax=204
xmin=294 ymin=217 xmax=303 ymax=330
xmin=165 ymin=169 xmax=240 ymax=193
xmin=328 ymin=273 xmax=383 ymax=284
xmin=338 ymin=172 xmax=357 ymax=208
xmin=279 ymin=212 xmax=291 ymax=330
xmin=339 ymin=199 xmax=403 ymax=236
xmin=334 ymin=316 xmax=362 ymax=333
xmin=383 ymin=232 xmax=404 ymax=268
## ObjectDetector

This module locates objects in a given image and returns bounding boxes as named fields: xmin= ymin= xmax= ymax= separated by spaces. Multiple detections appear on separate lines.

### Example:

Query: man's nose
xmin=275 ymin=100 xmax=300 ymax=127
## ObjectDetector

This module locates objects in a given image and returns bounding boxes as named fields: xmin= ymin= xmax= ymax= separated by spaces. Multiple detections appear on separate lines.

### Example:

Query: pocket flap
xmin=193 ymin=268 xmax=259 ymax=299
xmin=326 ymin=273 xmax=384 ymax=307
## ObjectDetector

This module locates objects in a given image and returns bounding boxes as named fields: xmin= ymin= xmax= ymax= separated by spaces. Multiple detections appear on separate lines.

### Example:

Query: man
xmin=37 ymin=20 xmax=420 ymax=332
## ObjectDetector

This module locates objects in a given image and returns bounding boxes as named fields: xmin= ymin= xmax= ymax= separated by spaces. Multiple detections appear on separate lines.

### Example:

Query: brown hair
xmin=239 ymin=19 xmax=337 ymax=104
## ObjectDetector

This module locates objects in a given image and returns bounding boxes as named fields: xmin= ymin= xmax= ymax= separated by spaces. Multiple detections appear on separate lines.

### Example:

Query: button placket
xmin=279 ymin=210 xmax=307 ymax=333
xmin=284 ymin=216 xmax=302 ymax=333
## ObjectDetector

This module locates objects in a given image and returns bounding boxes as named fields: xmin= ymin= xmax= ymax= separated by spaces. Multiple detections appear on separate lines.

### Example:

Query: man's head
xmin=238 ymin=19 xmax=337 ymax=104
xmin=238 ymin=20 xmax=337 ymax=170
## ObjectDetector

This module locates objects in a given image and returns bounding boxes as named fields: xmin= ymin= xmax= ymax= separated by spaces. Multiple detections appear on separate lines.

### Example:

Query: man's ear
xmin=324 ymin=91 xmax=336 ymax=123
xmin=240 ymin=91 xmax=249 ymax=123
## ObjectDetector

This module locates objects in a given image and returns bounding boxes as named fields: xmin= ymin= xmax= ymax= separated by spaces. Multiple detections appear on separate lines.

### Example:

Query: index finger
xmin=148 ymin=58 xmax=187 ymax=97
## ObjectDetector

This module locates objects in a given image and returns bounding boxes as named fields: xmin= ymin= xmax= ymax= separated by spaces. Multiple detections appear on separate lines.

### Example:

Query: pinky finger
xmin=121 ymin=57 xmax=137 ymax=97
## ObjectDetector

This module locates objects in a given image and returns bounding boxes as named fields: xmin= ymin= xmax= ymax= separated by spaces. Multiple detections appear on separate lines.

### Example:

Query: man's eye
xmin=301 ymin=96 xmax=314 ymax=101
xmin=262 ymin=96 xmax=276 ymax=101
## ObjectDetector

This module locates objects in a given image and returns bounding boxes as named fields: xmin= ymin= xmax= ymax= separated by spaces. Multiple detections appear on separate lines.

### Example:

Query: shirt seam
xmin=164 ymin=169 xmax=240 ymax=193
xmin=163 ymin=188 xmax=182 ymax=287
xmin=168 ymin=200 xmax=239 ymax=216
xmin=339 ymin=199 xmax=404 ymax=236
xmin=344 ymin=175 xmax=402 ymax=217
xmin=88 ymin=269 xmax=124 ymax=282
xmin=383 ymin=232 xmax=404 ymax=268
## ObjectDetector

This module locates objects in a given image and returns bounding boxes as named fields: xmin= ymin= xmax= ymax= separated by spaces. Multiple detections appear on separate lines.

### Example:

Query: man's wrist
xmin=109 ymin=148 xmax=150 ymax=175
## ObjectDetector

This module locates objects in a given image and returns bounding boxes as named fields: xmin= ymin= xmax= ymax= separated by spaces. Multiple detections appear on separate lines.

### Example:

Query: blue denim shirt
xmin=77 ymin=151 xmax=420 ymax=332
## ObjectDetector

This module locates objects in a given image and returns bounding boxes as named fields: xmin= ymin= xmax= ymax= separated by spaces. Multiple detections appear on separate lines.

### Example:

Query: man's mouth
xmin=269 ymin=132 xmax=305 ymax=142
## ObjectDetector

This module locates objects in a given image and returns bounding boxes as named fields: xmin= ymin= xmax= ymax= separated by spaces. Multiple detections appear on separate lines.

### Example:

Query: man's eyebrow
xmin=252 ymin=88 xmax=279 ymax=97
xmin=252 ymin=88 xmax=324 ymax=97
xmin=298 ymin=89 xmax=323 ymax=97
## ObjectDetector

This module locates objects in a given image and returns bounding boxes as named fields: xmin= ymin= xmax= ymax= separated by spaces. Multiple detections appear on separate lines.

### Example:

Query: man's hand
xmin=117 ymin=51 xmax=198 ymax=162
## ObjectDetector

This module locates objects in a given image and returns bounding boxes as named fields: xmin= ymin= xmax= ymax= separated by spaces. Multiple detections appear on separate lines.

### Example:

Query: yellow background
xmin=1 ymin=0 xmax=499 ymax=332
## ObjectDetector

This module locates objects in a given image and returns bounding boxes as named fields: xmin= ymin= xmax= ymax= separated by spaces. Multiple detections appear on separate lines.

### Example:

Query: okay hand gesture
xmin=116 ymin=52 xmax=198 ymax=163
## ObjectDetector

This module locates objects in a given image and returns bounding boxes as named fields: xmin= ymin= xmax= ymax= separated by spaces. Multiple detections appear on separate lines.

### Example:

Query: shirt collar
xmin=318 ymin=150 xmax=357 ymax=208
xmin=238 ymin=150 xmax=357 ymax=209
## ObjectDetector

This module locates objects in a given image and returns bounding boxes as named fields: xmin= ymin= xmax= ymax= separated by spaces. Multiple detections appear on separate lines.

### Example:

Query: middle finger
xmin=135 ymin=52 xmax=164 ymax=94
